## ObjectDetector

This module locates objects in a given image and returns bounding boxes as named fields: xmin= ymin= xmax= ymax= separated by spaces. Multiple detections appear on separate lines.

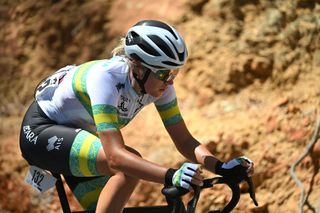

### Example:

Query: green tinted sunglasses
xmin=131 ymin=61 xmax=179 ymax=83
xmin=153 ymin=69 xmax=179 ymax=82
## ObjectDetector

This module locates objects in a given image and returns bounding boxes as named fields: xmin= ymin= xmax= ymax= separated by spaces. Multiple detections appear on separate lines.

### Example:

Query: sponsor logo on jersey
xmin=23 ymin=125 xmax=38 ymax=145
xmin=46 ymin=136 xmax=63 ymax=151
xmin=118 ymin=95 xmax=129 ymax=113
xmin=134 ymin=96 xmax=144 ymax=113
xmin=116 ymin=82 xmax=125 ymax=92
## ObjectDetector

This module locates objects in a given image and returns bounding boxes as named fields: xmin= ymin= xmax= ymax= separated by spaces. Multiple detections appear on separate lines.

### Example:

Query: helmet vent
xmin=178 ymin=52 xmax=185 ymax=62
xmin=139 ymin=40 xmax=161 ymax=56
xmin=135 ymin=20 xmax=178 ymax=40
xmin=148 ymin=35 xmax=175 ymax=60
xmin=166 ymin=36 xmax=186 ymax=62
xmin=127 ymin=32 xmax=160 ymax=56
xmin=130 ymin=53 xmax=164 ymax=69
xmin=126 ymin=31 xmax=139 ymax=45
xmin=162 ymin=61 xmax=180 ymax=67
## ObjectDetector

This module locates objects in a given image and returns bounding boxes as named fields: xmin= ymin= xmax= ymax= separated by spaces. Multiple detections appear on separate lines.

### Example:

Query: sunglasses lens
xmin=155 ymin=69 xmax=179 ymax=82
xmin=155 ymin=70 xmax=168 ymax=80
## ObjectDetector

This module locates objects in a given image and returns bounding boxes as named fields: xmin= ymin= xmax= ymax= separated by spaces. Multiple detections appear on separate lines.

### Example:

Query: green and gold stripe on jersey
xmin=92 ymin=104 xmax=133 ymax=131
xmin=72 ymin=60 xmax=123 ymax=131
xmin=72 ymin=60 xmax=100 ymax=116
xmin=156 ymin=98 xmax=182 ymax=126
xmin=92 ymin=104 xmax=119 ymax=131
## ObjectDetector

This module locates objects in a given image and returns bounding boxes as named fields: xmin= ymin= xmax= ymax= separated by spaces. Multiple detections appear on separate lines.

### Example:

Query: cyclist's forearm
xmin=174 ymin=136 xmax=221 ymax=173
xmin=99 ymin=129 xmax=168 ymax=184
xmin=108 ymin=147 xmax=168 ymax=183
xmin=194 ymin=144 xmax=221 ymax=174
xmin=167 ymin=120 xmax=221 ymax=172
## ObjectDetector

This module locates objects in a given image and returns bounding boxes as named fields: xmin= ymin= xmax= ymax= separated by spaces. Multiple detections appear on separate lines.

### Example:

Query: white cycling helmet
xmin=124 ymin=20 xmax=188 ymax=71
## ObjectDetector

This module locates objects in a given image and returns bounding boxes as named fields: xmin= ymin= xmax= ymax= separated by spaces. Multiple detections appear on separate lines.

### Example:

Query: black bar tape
xmin=214 ymin=160 xmax=224 ymax=175
xmin=165 ymin=168 xmax=177 ymax=186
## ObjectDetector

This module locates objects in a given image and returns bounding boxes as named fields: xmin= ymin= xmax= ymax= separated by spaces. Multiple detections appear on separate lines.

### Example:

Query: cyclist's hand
xmin=215 ymin=156 xmax=254 ymax=183
xmin=172 ymin=163 xmax=203 ymax=189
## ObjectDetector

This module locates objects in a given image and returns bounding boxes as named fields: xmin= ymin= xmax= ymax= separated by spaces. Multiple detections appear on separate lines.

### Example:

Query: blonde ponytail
xmin=112 ymin=38 xmax=126 ymax=56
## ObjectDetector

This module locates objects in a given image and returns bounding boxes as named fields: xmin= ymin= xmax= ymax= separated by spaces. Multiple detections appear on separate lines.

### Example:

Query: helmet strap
xmin=133 ymin=69 xmax=151 ymax=94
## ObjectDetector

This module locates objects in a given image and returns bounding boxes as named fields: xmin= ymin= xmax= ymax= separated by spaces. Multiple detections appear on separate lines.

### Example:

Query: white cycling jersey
xmin=35 ymin=56 xmax=182 ymax=133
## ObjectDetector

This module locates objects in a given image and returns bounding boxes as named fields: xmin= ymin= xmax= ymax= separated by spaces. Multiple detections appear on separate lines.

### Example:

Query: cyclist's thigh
xmin=19 ymin=101 xmax=73 ymax=173
xmin=21 ymin=122 xmax=79 ymax=175
xmin=69 ymin=129 xmax=105 ymax=177
xmin=20 ymin=101 xmax=103 ymax=176
xmin=23 ymin=125 xmax=106 ymax=177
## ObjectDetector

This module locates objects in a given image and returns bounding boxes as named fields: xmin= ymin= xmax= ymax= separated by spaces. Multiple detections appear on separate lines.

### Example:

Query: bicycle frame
xmin=53 ymin=173 xmax=185 ymax=213
xmin=53 ymin=173 xmax=258 ymax=213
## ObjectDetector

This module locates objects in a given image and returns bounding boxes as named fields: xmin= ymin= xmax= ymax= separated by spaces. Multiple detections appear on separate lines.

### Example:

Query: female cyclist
xmin=19 ymin=20 xmax=254 ymax=213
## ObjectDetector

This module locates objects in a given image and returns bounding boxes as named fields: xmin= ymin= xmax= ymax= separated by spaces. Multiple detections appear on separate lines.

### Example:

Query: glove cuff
xmin=214 ymin=160 xmax=224 ymax=175
xmin=165 ymin=168 xmax=177 ymax=186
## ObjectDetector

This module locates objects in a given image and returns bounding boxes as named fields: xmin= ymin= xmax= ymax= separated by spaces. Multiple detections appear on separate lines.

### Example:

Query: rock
xmin=273 ymin=97 xmax=289 ymax=108
xmin=265 ymin=115 xmax=279 ymax=133
xmin=2 ymin=0 xmax=320 ymax=213
xmin=250 ymin=56 xmax=273 ymax=79
xmin=248 ymin=203 xmax=269 ymax=213
xmin=288 ymin=127 xmax=309 ymax=142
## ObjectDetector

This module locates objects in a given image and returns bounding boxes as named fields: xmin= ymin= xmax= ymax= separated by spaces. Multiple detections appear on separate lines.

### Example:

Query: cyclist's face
xmin=131 ymin=61 xmax=178 ymax=97
xmin=144 ymin=70 xmax=173 ymax=97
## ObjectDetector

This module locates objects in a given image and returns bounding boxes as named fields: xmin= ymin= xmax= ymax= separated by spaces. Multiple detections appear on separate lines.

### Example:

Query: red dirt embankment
xmin=1 ymin=0 xmax=319 ymax=212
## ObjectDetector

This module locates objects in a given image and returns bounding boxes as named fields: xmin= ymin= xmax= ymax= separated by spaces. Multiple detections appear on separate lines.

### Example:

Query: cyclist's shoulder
xmin=77 ymin=56 xmax=129 ymax=80
xmin=78 ymin=56 xmax=127 ymax=71
xmin=160 ymin=84 xmax=177 ymax=97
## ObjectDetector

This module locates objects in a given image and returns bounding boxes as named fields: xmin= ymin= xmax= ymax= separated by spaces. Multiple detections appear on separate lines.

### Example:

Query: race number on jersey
xmin=35 ymin=65 xmax=75 ymax=99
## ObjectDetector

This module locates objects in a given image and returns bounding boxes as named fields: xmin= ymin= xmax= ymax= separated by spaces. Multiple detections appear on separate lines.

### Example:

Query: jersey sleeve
xmin=154 ymin=85 xmax=183 ymax=126
xmin=86 ymin=67 xmax=120 ymax=131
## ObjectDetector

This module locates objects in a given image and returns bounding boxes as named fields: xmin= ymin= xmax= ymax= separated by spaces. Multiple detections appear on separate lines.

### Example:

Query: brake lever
xmin=245 ymin=176 xmax=259 ymax=206
xmin=205 ymin=176 xmax=258 ymax=210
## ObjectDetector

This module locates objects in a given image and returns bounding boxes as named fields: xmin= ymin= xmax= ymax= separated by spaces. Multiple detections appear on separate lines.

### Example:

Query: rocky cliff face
xmin=178 ymin=0 xmax=319 ymax=104
xmin=0 ymin=0 xmax=319 ymax=212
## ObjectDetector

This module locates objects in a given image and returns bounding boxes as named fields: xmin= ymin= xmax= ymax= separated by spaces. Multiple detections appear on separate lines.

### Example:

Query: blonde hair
xmin=112 ymin=38 xmax=126 ymax=56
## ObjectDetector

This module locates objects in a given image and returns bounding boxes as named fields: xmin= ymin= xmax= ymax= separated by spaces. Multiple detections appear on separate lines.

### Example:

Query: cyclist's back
xmin=36 ymin=56 xmax=179 ymax=132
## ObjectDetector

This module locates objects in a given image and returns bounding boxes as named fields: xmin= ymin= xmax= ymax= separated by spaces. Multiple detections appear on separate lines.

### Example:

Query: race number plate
xmin=25 ymin=166 xmax=57 ymax=193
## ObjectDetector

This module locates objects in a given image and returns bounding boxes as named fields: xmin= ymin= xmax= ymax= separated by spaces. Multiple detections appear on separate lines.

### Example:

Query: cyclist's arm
xmin=98 ymin=129 xmax=168 ymax=183
xmin=166 ymin=120 xmax=220 ymax=174
xmin=87 ymin=69 xmax=172 ymax=184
